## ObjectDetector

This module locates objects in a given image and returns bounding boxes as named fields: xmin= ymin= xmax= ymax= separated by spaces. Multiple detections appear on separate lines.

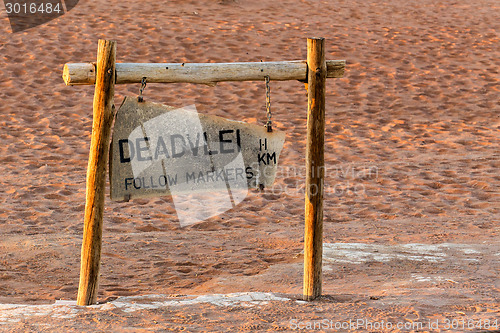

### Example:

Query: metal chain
xmin=138 ymin=77 xmax=147 ymax=102
xmin=265 ymin=75 xmax=272 ymax=132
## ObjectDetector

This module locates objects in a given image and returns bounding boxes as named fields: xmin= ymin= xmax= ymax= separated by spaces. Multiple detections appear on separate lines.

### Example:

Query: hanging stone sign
xmin=109 ymin=97 xmax=286 ymax=201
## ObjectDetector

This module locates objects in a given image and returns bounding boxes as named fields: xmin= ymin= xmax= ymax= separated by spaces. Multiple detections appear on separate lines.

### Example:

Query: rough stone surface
xmin=110 ymin=97 xmax=285 ymax=201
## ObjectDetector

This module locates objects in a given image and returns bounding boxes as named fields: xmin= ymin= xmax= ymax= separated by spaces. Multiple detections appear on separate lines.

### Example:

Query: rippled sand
xmin=0 ymin=0 xmax=498 ymax=330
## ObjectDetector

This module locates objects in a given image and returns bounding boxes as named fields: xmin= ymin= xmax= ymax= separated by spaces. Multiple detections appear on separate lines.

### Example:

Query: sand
xmin=0 ymin=0 xmax=499 ymax=331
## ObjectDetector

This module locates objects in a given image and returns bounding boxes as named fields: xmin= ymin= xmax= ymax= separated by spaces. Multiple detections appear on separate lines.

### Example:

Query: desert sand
xmin=0 ymin=0 xmax=499 ymax=331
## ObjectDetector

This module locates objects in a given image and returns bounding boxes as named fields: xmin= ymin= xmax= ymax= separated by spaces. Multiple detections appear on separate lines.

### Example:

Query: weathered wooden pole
xmin=303 ymin=37 xmax=326 ymax=301
xmin=77 ymin=39 xmax=116 ymax=306
xmin=62 ymin=60 xmax=345 ymax=86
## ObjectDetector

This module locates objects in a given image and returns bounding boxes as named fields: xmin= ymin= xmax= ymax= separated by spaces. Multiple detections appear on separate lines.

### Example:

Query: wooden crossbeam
xmin=62 ymin=60 xmax=345 ymax=86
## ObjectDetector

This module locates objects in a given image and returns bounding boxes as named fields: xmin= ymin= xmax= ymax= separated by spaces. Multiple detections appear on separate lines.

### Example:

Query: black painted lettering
xmin=171 ymin=134 xmax=186 ymax=158
xmin=203 ymin=132 xmax=218 ymax=155
xmin=259 ymin=138 xmax=267 ymax=151
xmin=226 ymin=168 xmax=234 ymax=181
xmin=258 ymin=153 xmax=267 ymax=165
xmin=215 ymin=169 xmax=225 ymax=181
xmin=154 ymin=136 xmax=170 ymax=160
xmin=187 ymin=133 xmax=201 ymax=156
xmin=125 ymin=177 xmax=133 ymax=190
xmin=235 ymin=167 xmax=244 ymax=180
xmin=236 ymin=129 xmax=241 ymax=152
xmin=167 ymin=174 xmax=178 ymax=186
xmin=150 ymin=176 xmax=158 ymax=188
xmin=206 ymin=171 xmax=215 ymax=182
xmin=186 ymin=172 xmax=196 ymax=183
xmin=245 ymin=166 xmax=254 ymax=179
xmin=159 ymin=175 xmax=167 ymax=187
xmin=219 ymin=130 xmax=234 ymax=154
xmin=136 ymin=137 xmax=152 ymax=161
xmin=197 ymin=171 xmax=205 ymax=183
xmin=142 ymin=177 xmax=150 ymax=189
xmin=119 ymin=139 xmax=134 ymax=163
xmin=133 ymin=178 xmax=141 ymax=189
xmin=267 ymin=152 xmax=276 ymax=164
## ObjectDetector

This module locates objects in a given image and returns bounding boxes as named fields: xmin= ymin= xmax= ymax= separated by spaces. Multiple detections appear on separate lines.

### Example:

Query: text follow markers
xmin=110 ymin=97 xmax=286 ymax=201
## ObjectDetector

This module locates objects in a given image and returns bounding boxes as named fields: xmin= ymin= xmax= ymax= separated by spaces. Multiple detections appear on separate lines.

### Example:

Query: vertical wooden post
xmin=303 ymin=37 xmax=326 ymax=301
xmin=77 ymin=39 xmax=116 ymax=306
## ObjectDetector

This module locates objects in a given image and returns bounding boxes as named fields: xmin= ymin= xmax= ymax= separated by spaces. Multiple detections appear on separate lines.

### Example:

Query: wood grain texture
xmin=62 ymin=60 xmax=345 ymax=85
xmin=77 ymin=39 xmax=116 ymax=306
xmin=303 ymin=37 xmax=326 ymax=301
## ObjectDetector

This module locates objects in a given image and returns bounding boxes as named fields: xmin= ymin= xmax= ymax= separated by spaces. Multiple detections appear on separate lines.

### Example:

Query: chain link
xmin=138 ymin=77 xmax=147 ymax=102
xmin=265 ymin=75 xmax=272 ymax=132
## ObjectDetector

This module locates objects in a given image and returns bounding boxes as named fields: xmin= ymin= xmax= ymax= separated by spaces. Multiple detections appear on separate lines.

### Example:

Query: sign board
xmin=110 ymin=97 xmax=286 ymax=201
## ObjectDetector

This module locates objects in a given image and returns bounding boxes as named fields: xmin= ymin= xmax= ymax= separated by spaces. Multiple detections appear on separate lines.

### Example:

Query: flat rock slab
xmin=110 ymin=97 xmax=286 ymax=202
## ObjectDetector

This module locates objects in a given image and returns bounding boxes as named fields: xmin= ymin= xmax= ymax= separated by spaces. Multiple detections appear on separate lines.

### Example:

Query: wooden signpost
xmin=62 ymin=38 xmax=345 ymax=305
